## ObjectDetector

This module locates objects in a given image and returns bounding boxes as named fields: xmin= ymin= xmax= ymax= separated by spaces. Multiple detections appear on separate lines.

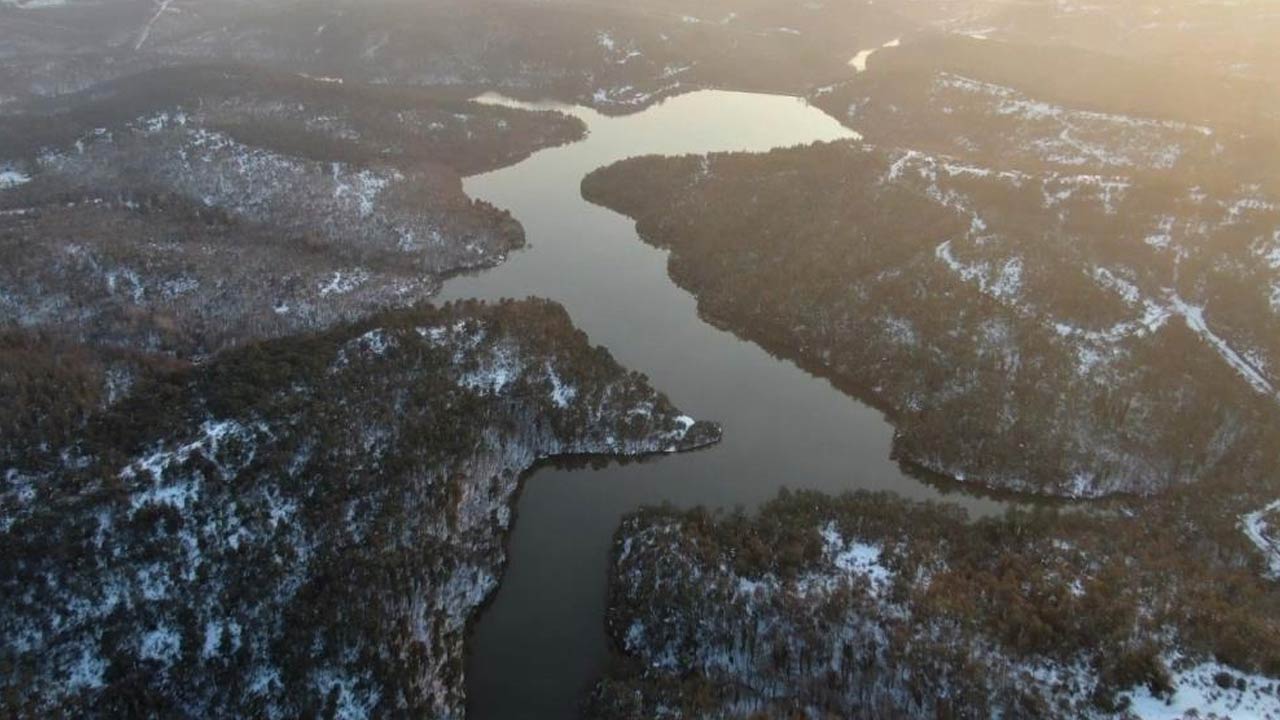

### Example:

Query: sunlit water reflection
xmin=435 ymin=90 xmax=1002 ymax=719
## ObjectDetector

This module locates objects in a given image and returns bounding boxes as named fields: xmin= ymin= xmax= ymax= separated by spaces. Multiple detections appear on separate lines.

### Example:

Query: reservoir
xmin=435 ymin=89 xmax=1003 ymax=719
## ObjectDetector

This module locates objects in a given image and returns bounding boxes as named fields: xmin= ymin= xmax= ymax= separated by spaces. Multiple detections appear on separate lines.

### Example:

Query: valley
xmin=3 ymin=2 xmax=1280 ymax=719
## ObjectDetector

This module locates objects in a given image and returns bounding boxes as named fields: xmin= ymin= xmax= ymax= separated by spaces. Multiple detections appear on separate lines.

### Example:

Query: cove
xmin=435 ymin=90 xmax=1004 ymax=719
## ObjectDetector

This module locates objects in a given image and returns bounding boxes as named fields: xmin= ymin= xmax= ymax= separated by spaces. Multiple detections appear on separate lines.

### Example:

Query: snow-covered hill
xmin=1 ymin=300 xmax=719 ymax=718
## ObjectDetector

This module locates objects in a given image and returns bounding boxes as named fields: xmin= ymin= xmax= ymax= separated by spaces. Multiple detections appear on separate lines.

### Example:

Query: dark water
xmin=436 ymin=90 xmax=1003 ymax=719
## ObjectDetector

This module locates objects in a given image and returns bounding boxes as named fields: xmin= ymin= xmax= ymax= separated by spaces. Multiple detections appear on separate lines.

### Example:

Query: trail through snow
xmin=135 ymin=0 xmax=177 ymax=51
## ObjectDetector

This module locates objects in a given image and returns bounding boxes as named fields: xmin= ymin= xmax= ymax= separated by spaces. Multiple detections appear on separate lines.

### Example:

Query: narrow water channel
xmin=436 ymin=90 xmax=1003 ymax=719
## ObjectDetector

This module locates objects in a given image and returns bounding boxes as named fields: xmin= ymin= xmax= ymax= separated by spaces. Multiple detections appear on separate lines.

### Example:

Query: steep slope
xmin=0 ymin=299 xmax=720 ymax=718
xmin=590 ymin=489 xmax=1280 ymax=719
xmin=583 ymin=143 xmax=1280 ymax=497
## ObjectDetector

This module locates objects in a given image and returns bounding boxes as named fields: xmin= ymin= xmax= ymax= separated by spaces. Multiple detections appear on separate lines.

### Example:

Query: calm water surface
xmin=436 ymin=90 xmax=1003 ymax=719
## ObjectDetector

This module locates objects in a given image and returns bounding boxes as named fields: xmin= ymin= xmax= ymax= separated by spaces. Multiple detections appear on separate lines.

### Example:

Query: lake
xmin=435 ymin=89 xmax=1003 ymax=719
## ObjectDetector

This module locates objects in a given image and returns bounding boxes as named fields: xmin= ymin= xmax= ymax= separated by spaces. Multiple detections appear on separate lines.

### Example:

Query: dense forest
xmin=8 ymin=0 xmax=1278 ymax=122
xmin=809 ymin=35 xmax=1280 ymax=194
xmin=4 ymin=2 xmax=1280 ymax=718
xmin=590 ymin=483 xmax=1280 ymax=719
xmin=0 ymin=64 xmax=586 ymax=176
xmin=0 ymin=65 xmax=588 ymax=396
xmin=583 ymin=139 xmax=1280 ymax=498
xmin=0 ymin=0 xmax=911 ymax=116
xmin=0 ymin=299 xmax=718 ymax=718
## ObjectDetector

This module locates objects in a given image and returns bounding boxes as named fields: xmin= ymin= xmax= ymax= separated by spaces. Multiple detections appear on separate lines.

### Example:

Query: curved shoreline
xmin=437 ymin=89 xmax=1005 ymax=718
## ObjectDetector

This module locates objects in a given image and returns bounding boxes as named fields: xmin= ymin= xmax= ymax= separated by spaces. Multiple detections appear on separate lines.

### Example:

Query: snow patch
xmin=849 ymin=37 xmax=901 ymax=73
xmin=1168 ymin=293 xmax=1276 ymax=399
xmin=1241 ymin=500 xmax=1280 ymax=578
xmin=1 ymin=0 xmax=70 ymax=9
xmin=138 ymin=626 xmax=181 ymax=665
xmin=331 ymin=165 xmax=398 ymax=218
xmin=935 ymin=240 xmax=1023 ymax=302
xmin=318 ymin=269 xmax=370 ymax=297
xmin=934 ymin=73 xmax=1210 ymax=171
xmin=545 ymin=362 xmax=578 ymax=408
xmin=0 ymin=168 xmax=31 ymax=189
xmin=460 ymin=342 xmax=521 ymax=395
xmin=820 ymin=522 xmax=891 ymax=592
xmin=1122 ymin=656 xmax=1280 ymax=720
xmin=123 ymin=420 xmax=259 ymax=511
